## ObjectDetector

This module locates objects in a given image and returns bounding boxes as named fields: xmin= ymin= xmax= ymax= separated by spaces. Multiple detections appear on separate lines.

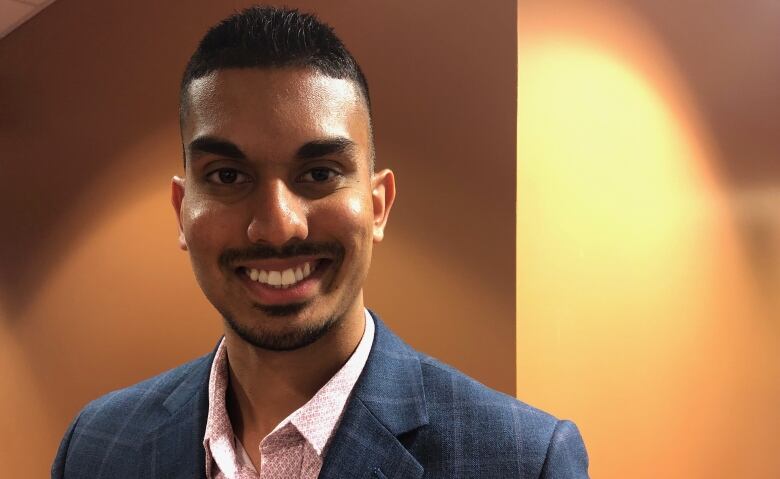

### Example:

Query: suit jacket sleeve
xmin=51 ymin=412 xmax=82 ymax=479
xmin=539 ymin=419 xmax=589 ymax=478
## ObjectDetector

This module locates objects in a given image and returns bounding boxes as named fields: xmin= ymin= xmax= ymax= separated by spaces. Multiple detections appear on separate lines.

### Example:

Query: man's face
xmin=173 ymin=67 xmax=394 ymax=351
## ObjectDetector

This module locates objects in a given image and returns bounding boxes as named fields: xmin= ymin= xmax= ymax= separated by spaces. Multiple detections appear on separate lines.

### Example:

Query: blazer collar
xmin=319 ymin=310 xmax=428 ymax=479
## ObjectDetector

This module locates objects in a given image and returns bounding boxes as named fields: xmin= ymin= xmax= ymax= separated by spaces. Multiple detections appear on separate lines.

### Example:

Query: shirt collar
xmin=287 ymin=309 xmax=374 ymax=454
xmin=203 ymin=308 xmax=375 ymax=469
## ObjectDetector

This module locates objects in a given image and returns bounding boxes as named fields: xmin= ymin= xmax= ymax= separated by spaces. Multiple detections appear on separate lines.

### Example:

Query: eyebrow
xmin=187 ymin=136 xmax=246 ymax=161
xmin=186 ymin=135 xmax=357 ymax=163
xmin=295 ymin=137 xmax=357 ymax=160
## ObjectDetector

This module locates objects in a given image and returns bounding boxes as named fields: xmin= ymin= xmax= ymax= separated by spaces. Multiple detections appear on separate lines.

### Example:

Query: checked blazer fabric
xmin=52 ymin=312 xmax=589 ymax=478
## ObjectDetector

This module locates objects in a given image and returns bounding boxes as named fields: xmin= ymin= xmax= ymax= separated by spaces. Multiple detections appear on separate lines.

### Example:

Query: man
xmin=52 ymin=6 xmax=588 ymax=478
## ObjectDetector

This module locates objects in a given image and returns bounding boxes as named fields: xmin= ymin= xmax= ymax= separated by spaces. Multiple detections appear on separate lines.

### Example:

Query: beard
xmin=213 ymin=239 xmax=358 ymax=351
xmin=220 ymin=301 xmax=344 ymax=351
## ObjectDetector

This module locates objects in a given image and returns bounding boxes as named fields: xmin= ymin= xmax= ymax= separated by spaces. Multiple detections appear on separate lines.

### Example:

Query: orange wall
xmin=517 ymin=1 xmax=780 ymax=477
xmin=0 ymin=1 xmax=516 ymax=476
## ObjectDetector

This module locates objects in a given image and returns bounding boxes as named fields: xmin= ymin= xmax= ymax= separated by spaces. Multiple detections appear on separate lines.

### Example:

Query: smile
xmin=245 ymin=261 xmax=315 ymax=288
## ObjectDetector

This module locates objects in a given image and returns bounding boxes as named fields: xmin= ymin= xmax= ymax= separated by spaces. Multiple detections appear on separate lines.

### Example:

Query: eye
xmin=206 ymin=168 xmax=250 ymax=185
xmin=299 ymin=167 xmax=339 ymax=183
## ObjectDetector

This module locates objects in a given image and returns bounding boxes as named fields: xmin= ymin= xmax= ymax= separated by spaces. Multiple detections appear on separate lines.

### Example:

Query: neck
xmin=224 ymin=300 xmax=366 ymax=443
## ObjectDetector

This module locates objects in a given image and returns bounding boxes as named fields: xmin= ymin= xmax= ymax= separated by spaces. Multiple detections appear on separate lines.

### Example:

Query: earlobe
xmin=171 ymin=176 xmax=188 ymax=251
xmin=371 ymin=169 xmax=396 ymax=243
xmin=177 ymin=231 xmax=188 ymax=251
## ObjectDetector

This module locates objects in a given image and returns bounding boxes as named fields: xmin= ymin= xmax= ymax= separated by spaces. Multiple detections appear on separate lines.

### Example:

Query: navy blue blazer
xmin=53 ymin=312 xmax=589 ymax=478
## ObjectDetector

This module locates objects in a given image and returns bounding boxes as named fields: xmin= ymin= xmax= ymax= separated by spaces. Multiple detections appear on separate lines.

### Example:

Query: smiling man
xmin=52 ymin=6 xmax=588 ymax=479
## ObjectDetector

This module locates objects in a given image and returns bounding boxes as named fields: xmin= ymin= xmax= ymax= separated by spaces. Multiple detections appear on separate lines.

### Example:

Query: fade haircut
xmin=179 ymin=5 xmax=373 ymax=168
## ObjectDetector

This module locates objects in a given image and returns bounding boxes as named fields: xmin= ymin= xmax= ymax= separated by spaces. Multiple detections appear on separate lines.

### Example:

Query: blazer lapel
xmin=319 ymin=313 xmax=428 ymax=479
xmin=140 ymin=352 xmax=213 ymax=479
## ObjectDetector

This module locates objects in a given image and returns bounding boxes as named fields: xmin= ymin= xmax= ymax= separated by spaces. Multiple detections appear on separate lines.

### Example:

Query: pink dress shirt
xmin=203 ymin=310 xmax=375 ymax=479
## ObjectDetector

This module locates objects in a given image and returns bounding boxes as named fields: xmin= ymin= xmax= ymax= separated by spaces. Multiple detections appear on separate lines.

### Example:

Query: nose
xmin=246 ymin=179 xmax=309 ymax=246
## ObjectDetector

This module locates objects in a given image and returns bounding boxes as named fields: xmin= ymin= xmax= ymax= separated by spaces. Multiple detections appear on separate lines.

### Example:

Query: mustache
xmin=218 ymin=241 xmax=344 ymax=268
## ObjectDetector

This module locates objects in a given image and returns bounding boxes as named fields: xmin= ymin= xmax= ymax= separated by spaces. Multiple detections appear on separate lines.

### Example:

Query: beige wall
xmin=518 ymin=0 xmax=780 ymax=477
xmin=0 ymin=1 xmax=516 ymax=476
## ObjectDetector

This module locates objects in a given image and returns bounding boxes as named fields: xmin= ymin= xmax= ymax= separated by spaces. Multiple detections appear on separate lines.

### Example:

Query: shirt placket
xmin=259 ymin=425 xmax=304 ymax=478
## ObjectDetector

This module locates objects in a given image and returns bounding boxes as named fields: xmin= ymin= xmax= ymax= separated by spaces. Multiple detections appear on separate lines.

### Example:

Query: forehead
xmin=181 ymin=68 xmax=370 ymax=157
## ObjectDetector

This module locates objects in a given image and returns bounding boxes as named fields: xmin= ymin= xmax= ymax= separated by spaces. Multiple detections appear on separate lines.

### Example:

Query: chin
xmin=222 ymin=305 xmax=343 ymax=351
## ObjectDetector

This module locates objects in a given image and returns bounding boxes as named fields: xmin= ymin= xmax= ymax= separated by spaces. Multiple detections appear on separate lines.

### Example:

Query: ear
xmin=370 ymin=169 xmax=396 ymax=243
xmin=171 ymin=176 xmax=188 ymax=251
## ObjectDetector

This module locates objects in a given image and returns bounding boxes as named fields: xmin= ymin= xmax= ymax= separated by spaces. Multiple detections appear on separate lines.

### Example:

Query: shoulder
xmin=368 ymin=312 xmax=567 ymax=445
xmin=77 ymin=352 xmax=211 ymax=429
xmin=52 ymin=352 xmax=213 ymax=478
xmin=370 ymin=314 xmax=561 ymax=440
xmin=411 ymin=351 xmax=588 ymax=477
xmin=418 ymin=352 xmax=547 ymax=414
xmin=417 ymin=352 xmax=558 ymax=440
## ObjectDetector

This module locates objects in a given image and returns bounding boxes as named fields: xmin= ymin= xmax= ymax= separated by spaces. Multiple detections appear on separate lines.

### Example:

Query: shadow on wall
xmin=0 ymin=1 xmax=190 ymax=318
xmin=733 ymin=186 xmax=780 ymax=312
xmin=628 ymin=0 xmax=780 ymax=314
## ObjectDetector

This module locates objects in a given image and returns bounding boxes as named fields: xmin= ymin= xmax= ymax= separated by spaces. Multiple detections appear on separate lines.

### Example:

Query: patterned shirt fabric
xmin=203 ymin=310 xmax=375 ymax=479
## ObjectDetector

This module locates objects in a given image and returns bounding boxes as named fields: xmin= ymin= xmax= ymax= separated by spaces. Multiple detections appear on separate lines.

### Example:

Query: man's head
xmin=173 ymin=6 xmax=395 ymax=352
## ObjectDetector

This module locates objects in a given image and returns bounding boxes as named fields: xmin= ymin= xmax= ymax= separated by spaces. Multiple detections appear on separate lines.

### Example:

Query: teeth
xmin=246 ymin=261 xmax=316 ymax=288
xmin=281 ymin=269 xmax=295 ymax=287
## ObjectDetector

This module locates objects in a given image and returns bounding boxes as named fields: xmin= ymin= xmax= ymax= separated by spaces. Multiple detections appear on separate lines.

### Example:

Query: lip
xmin=236 ymin=258 xmax=332 ymax=305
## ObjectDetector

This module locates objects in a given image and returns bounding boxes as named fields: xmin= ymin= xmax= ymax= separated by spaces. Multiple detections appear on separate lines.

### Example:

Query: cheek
xmin=311 ymin=192 xmax=373 ymax=245
xmin=182 ymin=198 xmax=245 ymax=253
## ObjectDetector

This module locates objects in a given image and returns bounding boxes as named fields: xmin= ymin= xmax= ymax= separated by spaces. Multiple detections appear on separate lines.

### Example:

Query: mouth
xmin=235 ymin=258 xmax=333 ymax=305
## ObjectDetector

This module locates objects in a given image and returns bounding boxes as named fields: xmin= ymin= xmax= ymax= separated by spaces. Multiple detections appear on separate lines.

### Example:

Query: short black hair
xmin=180 ymin=5 xmax=371 ymax=126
